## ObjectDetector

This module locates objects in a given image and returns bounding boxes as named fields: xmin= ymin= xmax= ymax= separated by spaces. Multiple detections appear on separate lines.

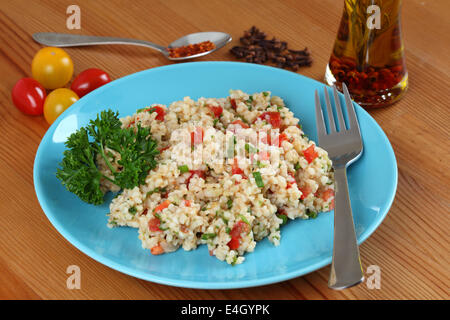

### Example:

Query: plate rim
xmin=33 ymin=61 xmax=398 ymax=289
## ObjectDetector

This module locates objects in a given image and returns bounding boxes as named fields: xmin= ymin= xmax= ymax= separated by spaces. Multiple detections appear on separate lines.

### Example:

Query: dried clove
xmin=230 ymin=26 xmax=312 ymax=71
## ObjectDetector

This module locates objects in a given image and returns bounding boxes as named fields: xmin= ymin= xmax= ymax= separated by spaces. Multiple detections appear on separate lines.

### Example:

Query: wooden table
xmin=0 ymin=0 xmax=448 ymax=300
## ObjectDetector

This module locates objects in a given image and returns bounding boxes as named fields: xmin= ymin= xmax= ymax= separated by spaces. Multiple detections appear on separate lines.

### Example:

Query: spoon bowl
xmin=166 ymin=32 xmax=232 ymax=61
xmin=32 ymin=32 xmax=232 ymax=61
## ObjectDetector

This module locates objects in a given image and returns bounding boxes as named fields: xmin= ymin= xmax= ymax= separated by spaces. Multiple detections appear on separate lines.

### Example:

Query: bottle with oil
xmin=325 ymin=0 xmax=408 ymax=108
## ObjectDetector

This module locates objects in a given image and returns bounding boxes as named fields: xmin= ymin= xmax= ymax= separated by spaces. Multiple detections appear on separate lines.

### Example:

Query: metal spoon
xmin=32 ymin=32 xmax=232 ymax=61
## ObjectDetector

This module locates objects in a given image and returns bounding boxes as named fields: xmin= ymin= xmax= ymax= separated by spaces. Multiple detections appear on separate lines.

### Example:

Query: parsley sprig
xmin=56 ymin=110 xmax=159 ymax=205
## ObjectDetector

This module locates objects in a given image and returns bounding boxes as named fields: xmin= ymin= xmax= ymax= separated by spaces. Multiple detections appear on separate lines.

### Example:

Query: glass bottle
xmin=325 ymin=0 xmax=408 ymax=108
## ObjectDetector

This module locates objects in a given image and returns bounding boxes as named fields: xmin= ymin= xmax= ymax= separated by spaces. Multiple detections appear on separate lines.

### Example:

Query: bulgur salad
xmin=57 ymin=90 xmax=334 ymax=265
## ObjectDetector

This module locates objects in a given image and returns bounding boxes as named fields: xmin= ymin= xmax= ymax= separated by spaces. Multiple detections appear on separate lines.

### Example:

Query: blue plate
xmin=34 ymin=62 xmax=397 ymax=289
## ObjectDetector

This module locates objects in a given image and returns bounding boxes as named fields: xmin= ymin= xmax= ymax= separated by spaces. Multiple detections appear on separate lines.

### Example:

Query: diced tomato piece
xmin=258 ymin=150 xmax=270 ymax=161
xmin=148 ymin=218 xmax=161 ymax=232
xmin=286 ymin=172 xmax=296 ymax=189
xmin=186 ymin=170 xmax=206 ymax=189
xmin=148 ymin=106 xmax=165 ymax=121
xmin=278 ymin=133 xmax=288 ymax=147
xmin=190 ymin=127 xmax=204 ymax=146
xmin=159 ymin=145 xmax=170 ymax=152
xmin=231 ymin=119 xmax=249 ymax=129
xmin=231 ymin=158 xmax=246 ymax=178
xmin=150 ymin=244 xmax=164 ymax=255
xmin=230 ymin=221 xmax=250 ymax=238
xmin=303 ymin=145 xmax=319 ymax=164
xmin=257 ymin=112 xmax=281 ymax=129
xmin=142 ymin=208 xmax=148 ymax=216
xmin=227 ymin=221 xmax=250 ymax=250
xmin=208 ymin=105 xmax=223 ymax=118
xmin=230 ymin=98 xmax=237 ymax=110
xmin=299 ymin=185 xmax=312 ymax=200
xmin=227 ymin=236 xmax=240 ymax=250
xmin=184 ymin=200 xmax=191 ymax=207
xmin=154 ymin=200 xmax=170 ymax=213
xmin=267 ymin=132 xmax=286 ymax=147
xmin=260 ymin=133 xmax=270 ymax=145
xmin=277 ymin=209 xmax=287 ymax=216
xmin=322 ymin=189 xmax=334 ymax=201
xmin=329 ymin=199 xmax=335 ymax=210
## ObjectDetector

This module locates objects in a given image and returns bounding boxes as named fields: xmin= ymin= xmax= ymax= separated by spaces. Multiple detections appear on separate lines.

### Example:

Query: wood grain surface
xmin=0 ymin=0 xmax=448 ymax=300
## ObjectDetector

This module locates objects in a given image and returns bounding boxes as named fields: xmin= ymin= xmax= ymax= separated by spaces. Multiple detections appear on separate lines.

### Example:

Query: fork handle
xmin=328 ymin=166 xmax=364 ymax=289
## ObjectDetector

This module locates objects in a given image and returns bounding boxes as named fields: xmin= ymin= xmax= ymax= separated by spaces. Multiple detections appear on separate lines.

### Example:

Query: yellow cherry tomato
xmin=32 ymin=47 xmax=74 ymax=89
xmin=44 ymin=88 xmax=79 ymax=124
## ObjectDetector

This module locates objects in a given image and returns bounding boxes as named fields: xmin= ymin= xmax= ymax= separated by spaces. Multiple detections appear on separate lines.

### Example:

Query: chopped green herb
xmin=201 ymin=206 xmax=207 ymax=211
xmin=253 ymin=171 xmax=264 ymax=188
xmin=201 ymin=233 xmax=217 ymax=240
xmin=306 ymin=210 xmax=318 ymax=219
xmin=276 ymin=214 xmax=288 ymax=225
xmin=294 ymin=162 xmax=301 ymax=170
xmin=225 ymin=227 xmax=231 ymax=234
xmin=154 ymin=213 xmax=168 ymax=230
xmin=136 ymin=107 xmax=148 ymax=113
xmin=227 ymin=198 xmax=233 ymax=209
xmin=327 ymin=181 xmax=333 ymax=185
xmin=146 ymin=187 xmax=167 ymax=197
xmin=240 ymin=215 xmax=250 ymax=226
xmin=240 ymin=116 xmax=249 ymax=124
xmin=227 ymin=136 xmax=235 ymax=158
xmin=213 ymin=118 xmax=219 ymax=126
xmin=128 ymin=206 xmax=137 ymax=215
xmin=218 ymin=211 xmax=228 ymax=224
xmin=245 ymin=143 xmax=258 ymax=154
xmin=277 ymin=106 xmax=283 ymax=111
xmin=231 ymin=255 xmax=238 ymax=266
xmin=263 ymin=92 xmax=269 ymax=97
xmin=273 ymin=235 xmax=280 ymax=240
xmin=178 ymin=165 xmax=189 ymax=173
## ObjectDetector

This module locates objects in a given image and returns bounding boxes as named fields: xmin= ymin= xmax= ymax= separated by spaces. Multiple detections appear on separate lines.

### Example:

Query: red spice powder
xmin=168 ymin=41 xmax=216 ymax=58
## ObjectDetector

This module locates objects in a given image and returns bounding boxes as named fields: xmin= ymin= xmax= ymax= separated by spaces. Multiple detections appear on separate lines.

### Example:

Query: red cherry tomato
xmin=70 ymin=68 xmax=111 ymax=98
xmin=11 ymin=78 xmax=46 ymax=115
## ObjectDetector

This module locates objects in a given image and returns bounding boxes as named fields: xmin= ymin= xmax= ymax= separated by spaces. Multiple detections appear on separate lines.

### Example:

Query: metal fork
xmin=315 ymin=83 xmax=364 ymax=289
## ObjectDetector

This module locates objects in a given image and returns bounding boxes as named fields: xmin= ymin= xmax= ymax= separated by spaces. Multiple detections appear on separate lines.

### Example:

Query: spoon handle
xmin=32 ymin=32 xmax=167 ymax=53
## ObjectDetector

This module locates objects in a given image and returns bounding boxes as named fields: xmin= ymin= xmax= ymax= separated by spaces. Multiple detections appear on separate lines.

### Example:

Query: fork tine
xmin=315 ymin=90 xmax=326 ymax=142
xmin=324 ymin=87 xmax=336 ymax=133
xmin=342 ymin=83 xmax=359 ymax=131
xmin=333 ymin=85 xmax=346 ymax=131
